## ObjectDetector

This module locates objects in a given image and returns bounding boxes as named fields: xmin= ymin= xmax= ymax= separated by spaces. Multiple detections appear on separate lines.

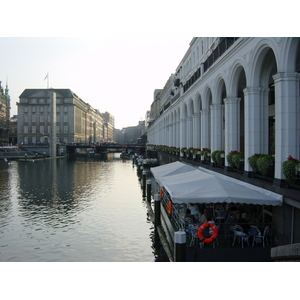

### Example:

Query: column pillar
xmin=187 ymin=116 xmax=193 ymax=147
xmin=243 ymin=87 xmax=262 ymax=172
xmin=200 ymin=109 xmax=210 ymax=150
xmin=261 ymin=88 xmax=269 ymax=154
xmin=273 ymin=72 xmax=300 ymax=186
xmin=210 ymin=104 xmax=224 ymax=153
xmin=224 ymin=98 xmax=240 ymax=167
xmin=180 ymin=118 xmax=186 ymax=156
xmin=193 ymin=113 xmax=201 ymax=149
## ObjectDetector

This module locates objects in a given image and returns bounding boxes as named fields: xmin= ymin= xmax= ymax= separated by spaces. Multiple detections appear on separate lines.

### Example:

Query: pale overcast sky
xmin=1 ymin=1 xmax=292 ymax=130
xmin=0 ymin=37 xmax=192 ymax=129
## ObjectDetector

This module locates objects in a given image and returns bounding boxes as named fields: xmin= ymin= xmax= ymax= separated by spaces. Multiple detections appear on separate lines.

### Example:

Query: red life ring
xmin=167 ymin=201 xmax=173 ymax=215
xmin=197 ymin=222 xmax=218 ymax=243
xmin=159 ymin=188 xmax=163 ymax=199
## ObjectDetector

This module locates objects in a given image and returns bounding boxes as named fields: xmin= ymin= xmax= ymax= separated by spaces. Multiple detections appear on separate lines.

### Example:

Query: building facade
xmin=102 ymin=111 xmax=115 ymax=143
xmin=147 ymin=37 xmax=300 ymax=246
xmin=17 ymin=88 xmax=108 ymax=144
xmin=0 ymin=81 xmax=10 ymax=144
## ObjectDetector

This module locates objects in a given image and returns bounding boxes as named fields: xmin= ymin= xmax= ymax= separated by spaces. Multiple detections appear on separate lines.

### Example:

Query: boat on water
xmin=120 ymin=152 xmax=132 ymax=159
xmin=150 ymin=161 xmax=283 ymax=262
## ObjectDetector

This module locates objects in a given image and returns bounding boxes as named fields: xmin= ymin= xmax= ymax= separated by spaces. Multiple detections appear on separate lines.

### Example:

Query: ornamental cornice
xmin=273 ymin=72 xmax=300 ymax=83
xmin=243 ymin=87 xmax=262 ymax=95
xmin=224 ymin=97 xmax=241 ymax=104
xmin=210 ymin=104 xmax=224 ymax=110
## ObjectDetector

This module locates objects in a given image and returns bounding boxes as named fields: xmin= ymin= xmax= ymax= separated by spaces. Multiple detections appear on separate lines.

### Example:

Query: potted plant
xmin=211 ymin=150 xmax=218 ymax=164
xmin=256 ymin=154 xmax=274 ymax=177
xmin=248 ymin=153 xmax=262 ymax=173
xmin=283 ymin=155 xmax=299 ymax=185
xmin=215 ymin=150 xmax=225 ymax=165
xmin=227 ymin=150 xmax=243 ymax=168
xmin=232 ymin=151 xmax=244 ymax=169
xmin=180 ymin=147 xmax=187 ymax=156
xmin=201 ymin=148 xmax=211 ymax=161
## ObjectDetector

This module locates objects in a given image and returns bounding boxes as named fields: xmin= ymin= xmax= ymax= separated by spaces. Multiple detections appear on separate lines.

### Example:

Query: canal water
xmin=0 ymin=154 xmax=160 ymax=262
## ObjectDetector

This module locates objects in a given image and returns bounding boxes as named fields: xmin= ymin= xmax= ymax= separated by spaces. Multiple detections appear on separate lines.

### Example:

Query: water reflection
xmin=0 ymin=155 xmax=156 ymax=262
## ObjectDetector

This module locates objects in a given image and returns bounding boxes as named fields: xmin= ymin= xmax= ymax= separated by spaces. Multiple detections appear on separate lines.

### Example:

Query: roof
xmin=19 ymin=88 xmax=79 ymax=99
xmin=151 ymin=162 xmax=283 ymax=206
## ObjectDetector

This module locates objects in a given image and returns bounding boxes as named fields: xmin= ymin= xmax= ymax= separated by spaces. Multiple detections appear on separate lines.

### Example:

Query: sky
xmin=1 ymin=1 xmax=295 ymax=130
xmin=0 ymin=37 xmax=192 ymax=129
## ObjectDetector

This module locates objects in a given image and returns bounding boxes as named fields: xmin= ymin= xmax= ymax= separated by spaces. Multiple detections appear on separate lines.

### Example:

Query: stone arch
xmin=278 ymin=37 xmax=300 ymax=72
xmin=230 ymin=63 xmax=247 ymax=153
xmin=195 ymin=92 xmax=202 ymax=112
xmin=201 ymin=86 xmax=212 ymax=149
xmin=212 ymin=76 xmax=227 ymax=151
xmin=214 ymin=75 xmax=227 ymax=105
xmin=203 ymin=85 xmax=212 ymax=110
xmin=251 ymin=43 xmax=278 ymax=155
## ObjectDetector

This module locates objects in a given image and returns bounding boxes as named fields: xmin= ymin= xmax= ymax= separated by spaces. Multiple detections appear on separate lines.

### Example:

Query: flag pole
xmin=44 ymin=72 xmax=49 ymax=89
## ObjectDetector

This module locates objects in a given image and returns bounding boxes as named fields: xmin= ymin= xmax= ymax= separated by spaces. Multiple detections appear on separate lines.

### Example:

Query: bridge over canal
xmin=66 ymin=144 xmax=146 ymax=155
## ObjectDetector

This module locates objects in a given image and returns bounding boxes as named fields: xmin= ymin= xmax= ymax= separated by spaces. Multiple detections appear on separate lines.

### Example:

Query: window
xmin=40 ymin=125 xmax=44 ymax=134
xmin=64 ymin=126 xmax=68 ymax=133
xmin=24 ymin=126 xmax=28 ymax=133
xmin=32 ymin=125 xmax=36 ymax=133
xmin=64 ymin=114 xmax=68 ymax=122
xmin=56 ymin=125 xmax=60 ymax=133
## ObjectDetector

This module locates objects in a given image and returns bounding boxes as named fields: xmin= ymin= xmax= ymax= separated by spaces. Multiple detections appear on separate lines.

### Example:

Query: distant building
xmin=116 ymin=121 xmax=144 ymax=144
xmin=0 ymin=81 xmax=10 ymax=144
xmin=102 ymin=111 xmax=115 ymax=143
xmin=9 ymin=115 xmax=17 ymax=145
xmin=17 ymin=88 xmax=110 ymax=144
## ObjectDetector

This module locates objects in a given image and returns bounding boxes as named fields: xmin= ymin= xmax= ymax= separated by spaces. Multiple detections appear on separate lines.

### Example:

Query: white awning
xmin=150 ymin=161 xmax=195 ymax=185
xmin=151 ymin=162 xmax=283 ymax=206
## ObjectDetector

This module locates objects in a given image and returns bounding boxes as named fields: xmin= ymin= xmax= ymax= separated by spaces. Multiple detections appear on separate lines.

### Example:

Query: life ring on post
xmin=159 ymin=188 xmax=163 ymax=199
xmin=167 ymin=200 xmax=173 ymax=215
xmin=197 ymin=222 xmax=218 ymax=243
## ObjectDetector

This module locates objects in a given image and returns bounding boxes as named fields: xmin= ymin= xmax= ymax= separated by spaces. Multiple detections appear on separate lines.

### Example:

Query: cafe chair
xmin=252 ymin=225 xmax=269 ymax=247
xmin=194 ymin=211 xmax=201 ymax=221
xmin=232 ymin=225 xmax=249 ymax=248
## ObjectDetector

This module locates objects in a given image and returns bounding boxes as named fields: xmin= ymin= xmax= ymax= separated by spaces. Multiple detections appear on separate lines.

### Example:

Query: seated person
xmin=199 ymin=208 xmax=213 ymax=224
xmin=185 ymin=208 xmax=196 ymax=223
xmin=188 ymin=203 xmax=198 ymax=215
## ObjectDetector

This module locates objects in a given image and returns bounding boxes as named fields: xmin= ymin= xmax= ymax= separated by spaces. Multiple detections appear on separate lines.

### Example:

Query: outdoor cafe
xmin=151 ymin=162 xmax=283 ymax=249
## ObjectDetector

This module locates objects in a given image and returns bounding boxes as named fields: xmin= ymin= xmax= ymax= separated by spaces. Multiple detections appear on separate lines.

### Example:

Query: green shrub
xmin=283 ymin=155 xmax=299 ymax=184
xmin=227 ymin=151 xmax=243 ymax=168
xmin=248 ymin=153 xmax=263 ymax=172
xmin=256 ymin=154 xmax=274 ymax=177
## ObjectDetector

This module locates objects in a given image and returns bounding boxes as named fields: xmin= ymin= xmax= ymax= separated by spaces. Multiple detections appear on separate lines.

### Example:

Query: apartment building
xmin=17 ymin=88 xmax=107 ymax=144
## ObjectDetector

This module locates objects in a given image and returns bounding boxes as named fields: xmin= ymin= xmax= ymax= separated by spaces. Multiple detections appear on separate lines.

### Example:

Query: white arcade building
xmin=147 ymin=37 xmax=300 ymax=251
